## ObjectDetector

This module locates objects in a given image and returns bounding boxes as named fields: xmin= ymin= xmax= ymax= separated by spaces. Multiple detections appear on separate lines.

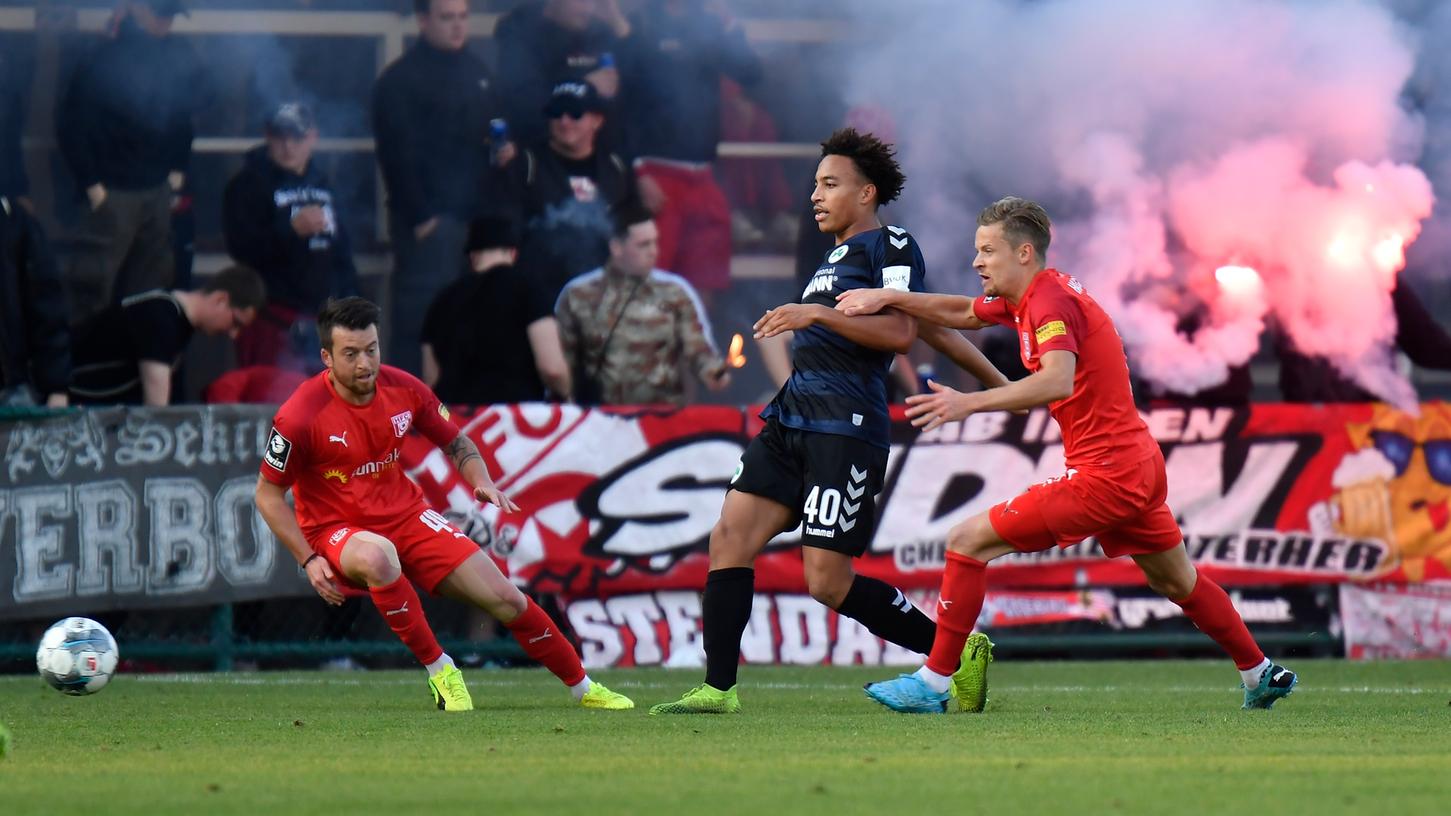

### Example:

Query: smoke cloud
xmin=842 ymin=0 xmax=1433 ymax=406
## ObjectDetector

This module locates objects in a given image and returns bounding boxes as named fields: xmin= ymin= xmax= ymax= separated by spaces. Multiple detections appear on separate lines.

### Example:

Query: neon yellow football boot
xmin=949 ymin=632 xmax=994 ymax=713
xmin=580 ymin=681 xmax=635 ymax=710
xmin=428 ymin=664 xmax=474 ymax=712
xmin=648 ymin=684 xmax=741 ymax=715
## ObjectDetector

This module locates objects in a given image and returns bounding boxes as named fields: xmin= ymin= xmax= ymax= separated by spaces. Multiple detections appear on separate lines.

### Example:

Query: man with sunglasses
xmin=496 ymin=80 xmax=641 ymax=301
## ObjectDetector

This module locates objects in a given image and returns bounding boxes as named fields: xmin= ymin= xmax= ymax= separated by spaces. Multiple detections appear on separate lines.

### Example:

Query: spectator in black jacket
xmin=372 ymin=0 xmax=504 ymax=375
xmin=0 ymin=196 xmax=69 ymax=408
xmin=57 ymin=0 xmax=205 ymax=318
xmin=494 ymin=0 xmax=630 ymax=148
xmin=1278 ymin=278 xmax=1451 ymax=403
xmin=497 ymin=80 xmax=639 ymax=301
xmin=1 ymin=50 xmax=31 ymax=206
xmin=223 ymin=102 xmax=359 ymax=372
xmin=621 ymin=0 xmax=762 ymax=299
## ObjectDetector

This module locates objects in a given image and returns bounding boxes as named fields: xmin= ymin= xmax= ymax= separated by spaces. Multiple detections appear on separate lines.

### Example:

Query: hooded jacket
xmin=222 ymin=145 xmax=359 ymax=313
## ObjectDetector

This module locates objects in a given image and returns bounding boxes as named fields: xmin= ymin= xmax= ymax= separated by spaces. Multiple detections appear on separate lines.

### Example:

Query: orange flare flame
xmin=728 ymin=333 xmax=747 ymax=368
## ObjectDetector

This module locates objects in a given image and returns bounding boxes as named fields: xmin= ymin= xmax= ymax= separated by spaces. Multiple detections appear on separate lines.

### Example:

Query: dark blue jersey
xmin=761 ymin=224 xmax=926 ymax=447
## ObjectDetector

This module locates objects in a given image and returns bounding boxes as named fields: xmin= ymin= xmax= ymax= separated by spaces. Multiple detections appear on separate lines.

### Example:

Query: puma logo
xmin=329 ymin=432 xmax=348 ymax=447
xmin=938 ymin=598 xmax=953 ymax=610
xmin=528 ymin=629 xmax=553 ymax=644
xmin=1272 ymin=669 xmax=1289 ymax=683
xmin=385 ymin=602 xmax=409 ymax=616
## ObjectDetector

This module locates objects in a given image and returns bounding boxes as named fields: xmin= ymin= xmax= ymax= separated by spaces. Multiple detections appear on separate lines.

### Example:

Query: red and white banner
xmin=1340 ymin=582 xmax=1451 ymax=659
xmin=400 ymin=402 xmax=1451 ymax=597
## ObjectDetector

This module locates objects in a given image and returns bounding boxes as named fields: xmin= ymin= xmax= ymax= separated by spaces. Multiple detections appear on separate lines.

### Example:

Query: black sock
xmin=835 ymin=574 xmax=937 ymax=655
xmin=702 ymin=567 xmax=755 ymax=690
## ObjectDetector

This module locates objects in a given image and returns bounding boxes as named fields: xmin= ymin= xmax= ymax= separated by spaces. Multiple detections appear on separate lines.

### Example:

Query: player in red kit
xmin=837 ymin=197 xmax=1297 ymax=713
xmin=254 ymin=297 xmax=633 ymax=712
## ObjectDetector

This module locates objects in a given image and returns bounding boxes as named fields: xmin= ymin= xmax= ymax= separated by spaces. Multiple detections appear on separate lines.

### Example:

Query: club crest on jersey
xmin=1066 ymin=276 xmax=1084 ymax=294
xmin=827 ymin=244 xmax=849 ymax=263
xmin=264 ymin=427 xmax=292 ymax=471
xmin=391 ymin=411 xmax=413 ymax=437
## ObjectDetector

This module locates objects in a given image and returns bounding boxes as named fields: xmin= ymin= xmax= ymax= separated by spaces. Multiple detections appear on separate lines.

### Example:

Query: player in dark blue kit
xmin=652 ymin=129 xmax=1008 ymax=714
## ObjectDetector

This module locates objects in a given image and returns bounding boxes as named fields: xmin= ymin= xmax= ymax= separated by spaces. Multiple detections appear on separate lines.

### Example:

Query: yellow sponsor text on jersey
xmin=1035 ymin=320 xmax=1067 ymax=344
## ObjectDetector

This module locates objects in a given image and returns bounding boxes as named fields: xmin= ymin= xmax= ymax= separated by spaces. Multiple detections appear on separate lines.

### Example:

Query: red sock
xmin=1173 ymin=573 xmax=1265 ymax=670
xmin=506 ymin=599 xmax=587 ymax=687
xmin=369 ymin=575 xmax=443 ymax=666
xmin=925 ymin=552 xmax=988 ymax=675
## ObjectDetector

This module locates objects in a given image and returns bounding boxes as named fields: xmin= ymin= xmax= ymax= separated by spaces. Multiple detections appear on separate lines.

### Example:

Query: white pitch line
xmin=108 ymin=675 xmax=1451 ymax=695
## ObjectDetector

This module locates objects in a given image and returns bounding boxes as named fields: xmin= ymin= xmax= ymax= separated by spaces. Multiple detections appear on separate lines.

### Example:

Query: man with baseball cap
xmin=495 ymin=79 xmax=640 ymax=302
xmin=223 ymin=101 xmax=359 ymax=372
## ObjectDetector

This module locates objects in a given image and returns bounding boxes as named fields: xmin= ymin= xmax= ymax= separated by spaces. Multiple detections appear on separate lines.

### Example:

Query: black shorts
xmin=730 ymin=418 xmax=888 ymax=556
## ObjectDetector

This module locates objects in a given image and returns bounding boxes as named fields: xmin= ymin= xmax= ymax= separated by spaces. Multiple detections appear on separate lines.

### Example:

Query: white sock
xmin=1240 ymin=657 xmax=1272 ymax=689
xmin=570 ymin=675 xmax=592 ymax=701
xmin=425 ymin=654 xmax=455 ymax=677
xmin=915 ymin=666 xmax=952 ymax=694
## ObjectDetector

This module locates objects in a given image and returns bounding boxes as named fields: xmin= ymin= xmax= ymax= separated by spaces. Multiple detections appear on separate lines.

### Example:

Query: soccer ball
xmin=36 ymin=617 xmax=119 ymax=695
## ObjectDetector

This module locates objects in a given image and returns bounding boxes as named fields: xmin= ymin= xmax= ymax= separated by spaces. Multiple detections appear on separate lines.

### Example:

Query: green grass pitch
xmin=2 ymin=660 xmax=1449 ymax=815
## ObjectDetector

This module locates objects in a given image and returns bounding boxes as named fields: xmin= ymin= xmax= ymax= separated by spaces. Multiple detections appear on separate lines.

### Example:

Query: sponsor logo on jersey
xmin=1035 ymin=320 xmax=1067 ymax=344
xmin=802 ymin=271 xmax=838 ymax=298
xmin=264 ymin=427 xmax=292 ymax=471
xmin=328 ymin=431 xmax=348 ymax=447
xmin=881 ymin=264 xmax=912 ymax=292
xmin=391 ymin=411 xmax=413 ymax=437
xmin=354 ymin=448 xmax=401 ymax=478
xmin=322 ymin=469 xmax=349 ymax=485
xmin=827 ymin=244 xmax=849 ymax=263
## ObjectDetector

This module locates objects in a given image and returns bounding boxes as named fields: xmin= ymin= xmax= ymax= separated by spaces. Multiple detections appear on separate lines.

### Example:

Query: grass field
xmin=2 ymin=660 xmax=1449 ymax=815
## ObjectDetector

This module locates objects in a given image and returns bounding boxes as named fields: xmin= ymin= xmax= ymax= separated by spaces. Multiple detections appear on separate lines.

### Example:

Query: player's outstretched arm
xmin=445 ymin=432 xmax=521 ymax=513
xmin=905 ymin=350 xmax=1075 ymax=430
xmin=254 ymin=476 xmax=344 ymax=605
xmin=918 ymin=322 xmax=1011 ymax=389
xmin=835 ymin=289 xmax=989 ymax=329
xmin=753 ymin=303 xmax=916 ymax=354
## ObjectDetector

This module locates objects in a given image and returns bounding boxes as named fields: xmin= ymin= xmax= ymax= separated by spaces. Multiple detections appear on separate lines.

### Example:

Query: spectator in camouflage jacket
xmin=555 ymin=205 xmax=728 ymax=406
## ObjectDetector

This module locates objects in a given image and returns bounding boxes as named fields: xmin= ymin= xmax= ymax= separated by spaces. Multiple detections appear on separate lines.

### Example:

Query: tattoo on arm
xmin=446 ymin=433 xmax=483 ymax=472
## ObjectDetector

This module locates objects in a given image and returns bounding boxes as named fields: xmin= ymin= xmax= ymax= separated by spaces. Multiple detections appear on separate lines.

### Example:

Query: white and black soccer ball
xmin=36 ymin=617 xmax=119 ymax=695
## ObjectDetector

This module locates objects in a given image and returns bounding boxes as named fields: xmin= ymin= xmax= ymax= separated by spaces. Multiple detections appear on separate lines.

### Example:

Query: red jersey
xmin=259 ymin=366 xmax=459 ymax=540
xmin=973 ymin=269 xmax=1157 ymax=470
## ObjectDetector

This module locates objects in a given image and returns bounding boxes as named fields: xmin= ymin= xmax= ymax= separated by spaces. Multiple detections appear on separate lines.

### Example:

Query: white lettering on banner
xmin=1340 ymin=583 xmax=1451 ymax=659
xmin=1166 ymin=441 xmax=1301 ymax=534
xmin=145 ymin=478 xmax=215 ymax=594
xmin=566 ymin=599 xmax=624 ymax=667
xmin=657 ymin=591 xmax=705 ymax=667
xmin=215 ymin=477 xmax=277 ymax=585
xmin=11 ymin=486 xmax=73 ymax=601
xmin=75 ymin=480 xmax=143 ymax=595
xmin=776 ymin=595 xmax=830 ymax=665
xmin=566 ymin=592 xmax=925 ymax=669
xmin=582 ymin=437 xmax=744 ymax=558
xmin=606 ymin=595 xmax=665 ymax=666
xmin=874 ymin=442 xmax=1046 ymax=554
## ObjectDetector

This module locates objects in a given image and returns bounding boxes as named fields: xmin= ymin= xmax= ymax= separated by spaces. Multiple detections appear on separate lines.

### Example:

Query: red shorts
xmin=988 ymin=452 xmax=1182 ymax=558
xmin=310 ymin=506 xmax=479 ymax=594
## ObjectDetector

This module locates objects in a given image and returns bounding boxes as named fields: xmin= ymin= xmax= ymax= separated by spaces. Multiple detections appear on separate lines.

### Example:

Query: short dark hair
xmin=413 ymin=0 xmax=434 ymax=14
xmin=819 ymin=127 xmax=906 ymax=206
xmin=201 ymin=265 xmax=266 ymax=311
xmin=611 ymin=204 xmax=654 ymax=239
xmin=317 ymin=297 xmax=381 ymax=351
xmin=977 ymin=196 xmax=1053 ymax=261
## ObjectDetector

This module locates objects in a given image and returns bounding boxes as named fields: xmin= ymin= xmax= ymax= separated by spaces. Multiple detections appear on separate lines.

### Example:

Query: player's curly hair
xmin=977 ymin=196 xmax=1053 ymax=262
xmin=820 ymin=127 xmax=906 ymax=206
